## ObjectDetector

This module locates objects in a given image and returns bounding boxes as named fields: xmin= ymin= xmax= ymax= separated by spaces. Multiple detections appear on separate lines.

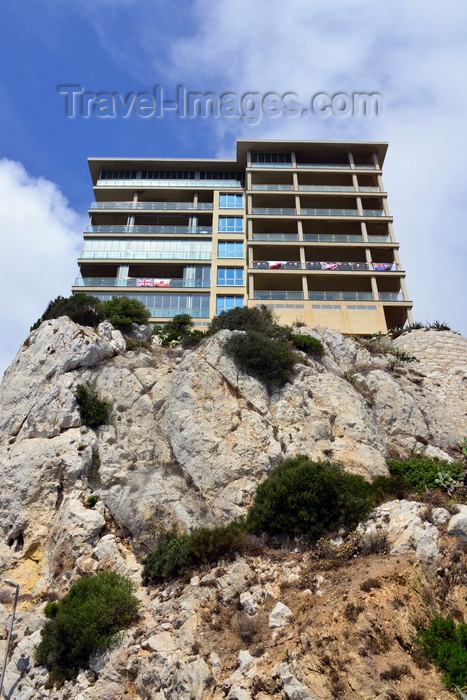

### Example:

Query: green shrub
xmin=75 ymin=384 xmax=111 ymax=428
xmin=291 ymin=333 xmax=325 ymax=357
xmin=223 ymin=330 xmax=297 ymax=391
xmin=370 ymin=474 xmax=412 ymax=501
xmin=415 ymin=615 xmax=467 ymax=689
xmin=34 ymin=571 xmax=139 ymax=684
xmin=209 ymin=305 xmax=280 ymax=336
xmin=31 ymin=294 xmax=105 ymax=331
xmin=152 ymin=314 xmax=204 ymax=347
xmin=125 ymin=339 xmax=151 ymax=351
xmin=142 ymin=521 xmax=246 ymax=583
xmin=245 ymin=456 xmax=376 ymax=542
xmin=387 ymin=458 xmax=463 ymax=493
xmin=102 ymin=296 xmax=150 ymax=332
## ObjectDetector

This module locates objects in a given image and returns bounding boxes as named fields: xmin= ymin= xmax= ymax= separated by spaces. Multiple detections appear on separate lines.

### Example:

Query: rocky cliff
xmin=1 ymin=319 xmax=467 ymax=699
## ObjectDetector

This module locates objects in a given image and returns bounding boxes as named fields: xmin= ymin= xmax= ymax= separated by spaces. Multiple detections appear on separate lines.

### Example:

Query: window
xmin=217 ymin=241 xmax=244 ymax=258
xmin=251 ymin=152 xmax=292 ymax=164
xmin=217 ymin=268 xmax=244 ymax=286
xmin=219 ymin=193 xmax=244 ymax=209
xmin=218 ymin=216 xmax=243 ymax=232
xmin=216 ymin=295 xmax=244 ymax=314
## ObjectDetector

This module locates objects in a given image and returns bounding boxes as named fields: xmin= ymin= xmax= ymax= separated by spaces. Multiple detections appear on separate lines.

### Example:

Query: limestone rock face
xmin=0 ymin=319 xmax=466 ymax=698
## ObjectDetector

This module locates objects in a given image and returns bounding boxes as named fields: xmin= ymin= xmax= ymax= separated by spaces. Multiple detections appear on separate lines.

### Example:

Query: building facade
xmin=73 ymin=140 xmax=412 ymax=335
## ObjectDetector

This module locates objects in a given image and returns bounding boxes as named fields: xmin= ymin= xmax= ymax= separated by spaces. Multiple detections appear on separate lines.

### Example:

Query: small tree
xmin=75 ymin=384 xmax=111 ymax=427
xmin=35 ymin=571 xmax=139 ymax=684
xmin=223 ymin=330 xmax=297 ymax=391
xmin=245 ymin=455 xmax=376 ymax=542
xmin=102 ymin=296 xmax=150 ymax=332
xmin=31 ymin=294 xmax=104 ymax=330
xmin=209 ymin=305 xmax=280 ymax=336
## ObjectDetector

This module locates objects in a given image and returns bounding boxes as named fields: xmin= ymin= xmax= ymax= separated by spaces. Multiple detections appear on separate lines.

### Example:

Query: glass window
xmin=218 ymin=216 xmax=243 ymax=232
xmin=217 ymin=268 xmax=244 ymax=286
xmin=219 ymin=193 xmax=244 ymax=209
xmin=217 ymin=241 xmax=244 ymax=258
xmin=216 ymin=295 xmax=244 ymax=315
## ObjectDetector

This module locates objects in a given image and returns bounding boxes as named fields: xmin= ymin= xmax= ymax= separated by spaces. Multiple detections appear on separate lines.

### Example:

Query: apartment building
xmin=73 ymin=140 xmax=413 ymax=335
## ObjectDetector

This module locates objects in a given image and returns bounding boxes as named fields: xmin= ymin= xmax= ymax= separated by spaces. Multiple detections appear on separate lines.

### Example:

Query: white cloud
xmin=0 ymin=160 xmax=84 ymax=376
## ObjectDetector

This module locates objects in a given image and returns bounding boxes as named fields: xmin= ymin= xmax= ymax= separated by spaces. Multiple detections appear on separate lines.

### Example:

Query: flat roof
xmin=88 ymin=139 xmax=388 ymax=184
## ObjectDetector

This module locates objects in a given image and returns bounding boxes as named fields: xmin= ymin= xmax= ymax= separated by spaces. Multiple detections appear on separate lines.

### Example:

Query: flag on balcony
xmin=268 ymin=261 xmax=286 ymax=269
xmin=373 ymin=263 xmax=393 ymax=271
xmin=137 ymin=278 xmax=155 ymax=287
xmin=321 ymin=261 xmax=339 ymax=270
xmin=153 ymin=279 xmax=171 ymax=287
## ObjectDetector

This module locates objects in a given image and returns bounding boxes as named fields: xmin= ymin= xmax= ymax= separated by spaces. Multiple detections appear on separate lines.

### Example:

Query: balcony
xmin=309 ymin=291 xmax=374 ymax=301
xmin=296 ymin=163 xmax=350 ymax=170
xmin=368 ymin=235 xmax=391 ymax=243
xmin=299 ymin=185 xmax=354 ymax=192
xmin=251 ymin=184 xmax=295 ymax=191
xmin=303 ymin=234 xmax=363 ymax=243
xmin=300 ymin=208 xmax=359 ymax=217
xmin=379 ymin=292 xmax=405 ymax=301
xmin=363 ymin=209 xmax=387 ymax=217
xmin=254 ymin=291 xmax=304 ymax=300
xmin=252 ymin=207 xmax=297 ymax=215
xmin=90 ymin=201 xmax=213 ymax=211
xmin=359 ymin=186 xmax=380 ymax=192
xmin=251 ymin=261 xmax=398 ymax=271
xmin=74 ymin=277 xmax=211 ymax=288
xmin=252 ymin=233 xmax=299 ymax=242
xmin=85 ymin=225 xmax=212 ymax=234
xmin=250 ymin=163 xmax=293 ymax=168
xmin=96 ymin=179 xmax=242 ymax=188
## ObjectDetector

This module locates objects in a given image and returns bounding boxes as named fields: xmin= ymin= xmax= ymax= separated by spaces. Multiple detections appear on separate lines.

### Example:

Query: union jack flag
xmin=136 ymin=278 xmax=154 ymax=286
xmin=321 ymin=261 xmax=339 ymax=270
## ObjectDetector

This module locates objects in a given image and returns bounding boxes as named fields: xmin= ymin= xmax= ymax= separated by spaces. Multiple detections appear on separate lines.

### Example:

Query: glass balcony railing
xmin=299 ymin=185 xmax=354 ymax=192
xmin=252 ymin=233 xmax=299 ymax=241
xmin=363 ymin=209 xmax=387 ymax=217
xmin=254 ymin=291 xmax=304 ymax=300
xmin=359 ymin=186 xmax=380 ymax=192
xmin=300 ymin=208 xmax=359 ymax=217
xmin=368 ymin=235 xmax=391 ymax=243
xmin=96 ymin=179 xmax=242 ymax=188
xmin=250 ymin=163 xmax=293 ymax=168
xmin=152 ymin=308 xmax=210 ymax=318
xmin=80 ymin=251 xmax=212 ymax=261
xmin=252 ymin=207 xmax=297 ymax=215
xmin=354 ymin=164 xmax=377 ymax=170
xmin=74 ymin=277 xmax=211 ymax=288
xmin=296 ymin=163 xmax=350 ymax=169
xmin=309 ymin=291 xmax=374 ymax=301
xmin=303 ymin=234 xmax=363 ymax=243
xmin=90 ymin=201 xmax=213 ymax=210
xmin=85 ymin=225 xmax=212 ymax=234
xmin=251 ymin=261 xmax=398 ymax=271
xmin=301 ymin=208 xmax=359 ymax=216
xmin=379 ymin=292 xmax=405 ymax=301
xmin=251 ymin=184 xmax=295 ymax=191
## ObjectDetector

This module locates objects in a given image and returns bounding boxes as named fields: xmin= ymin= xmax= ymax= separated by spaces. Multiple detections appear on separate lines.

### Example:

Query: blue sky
xmin=1 ymin=0 xmax=466 ymax=374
